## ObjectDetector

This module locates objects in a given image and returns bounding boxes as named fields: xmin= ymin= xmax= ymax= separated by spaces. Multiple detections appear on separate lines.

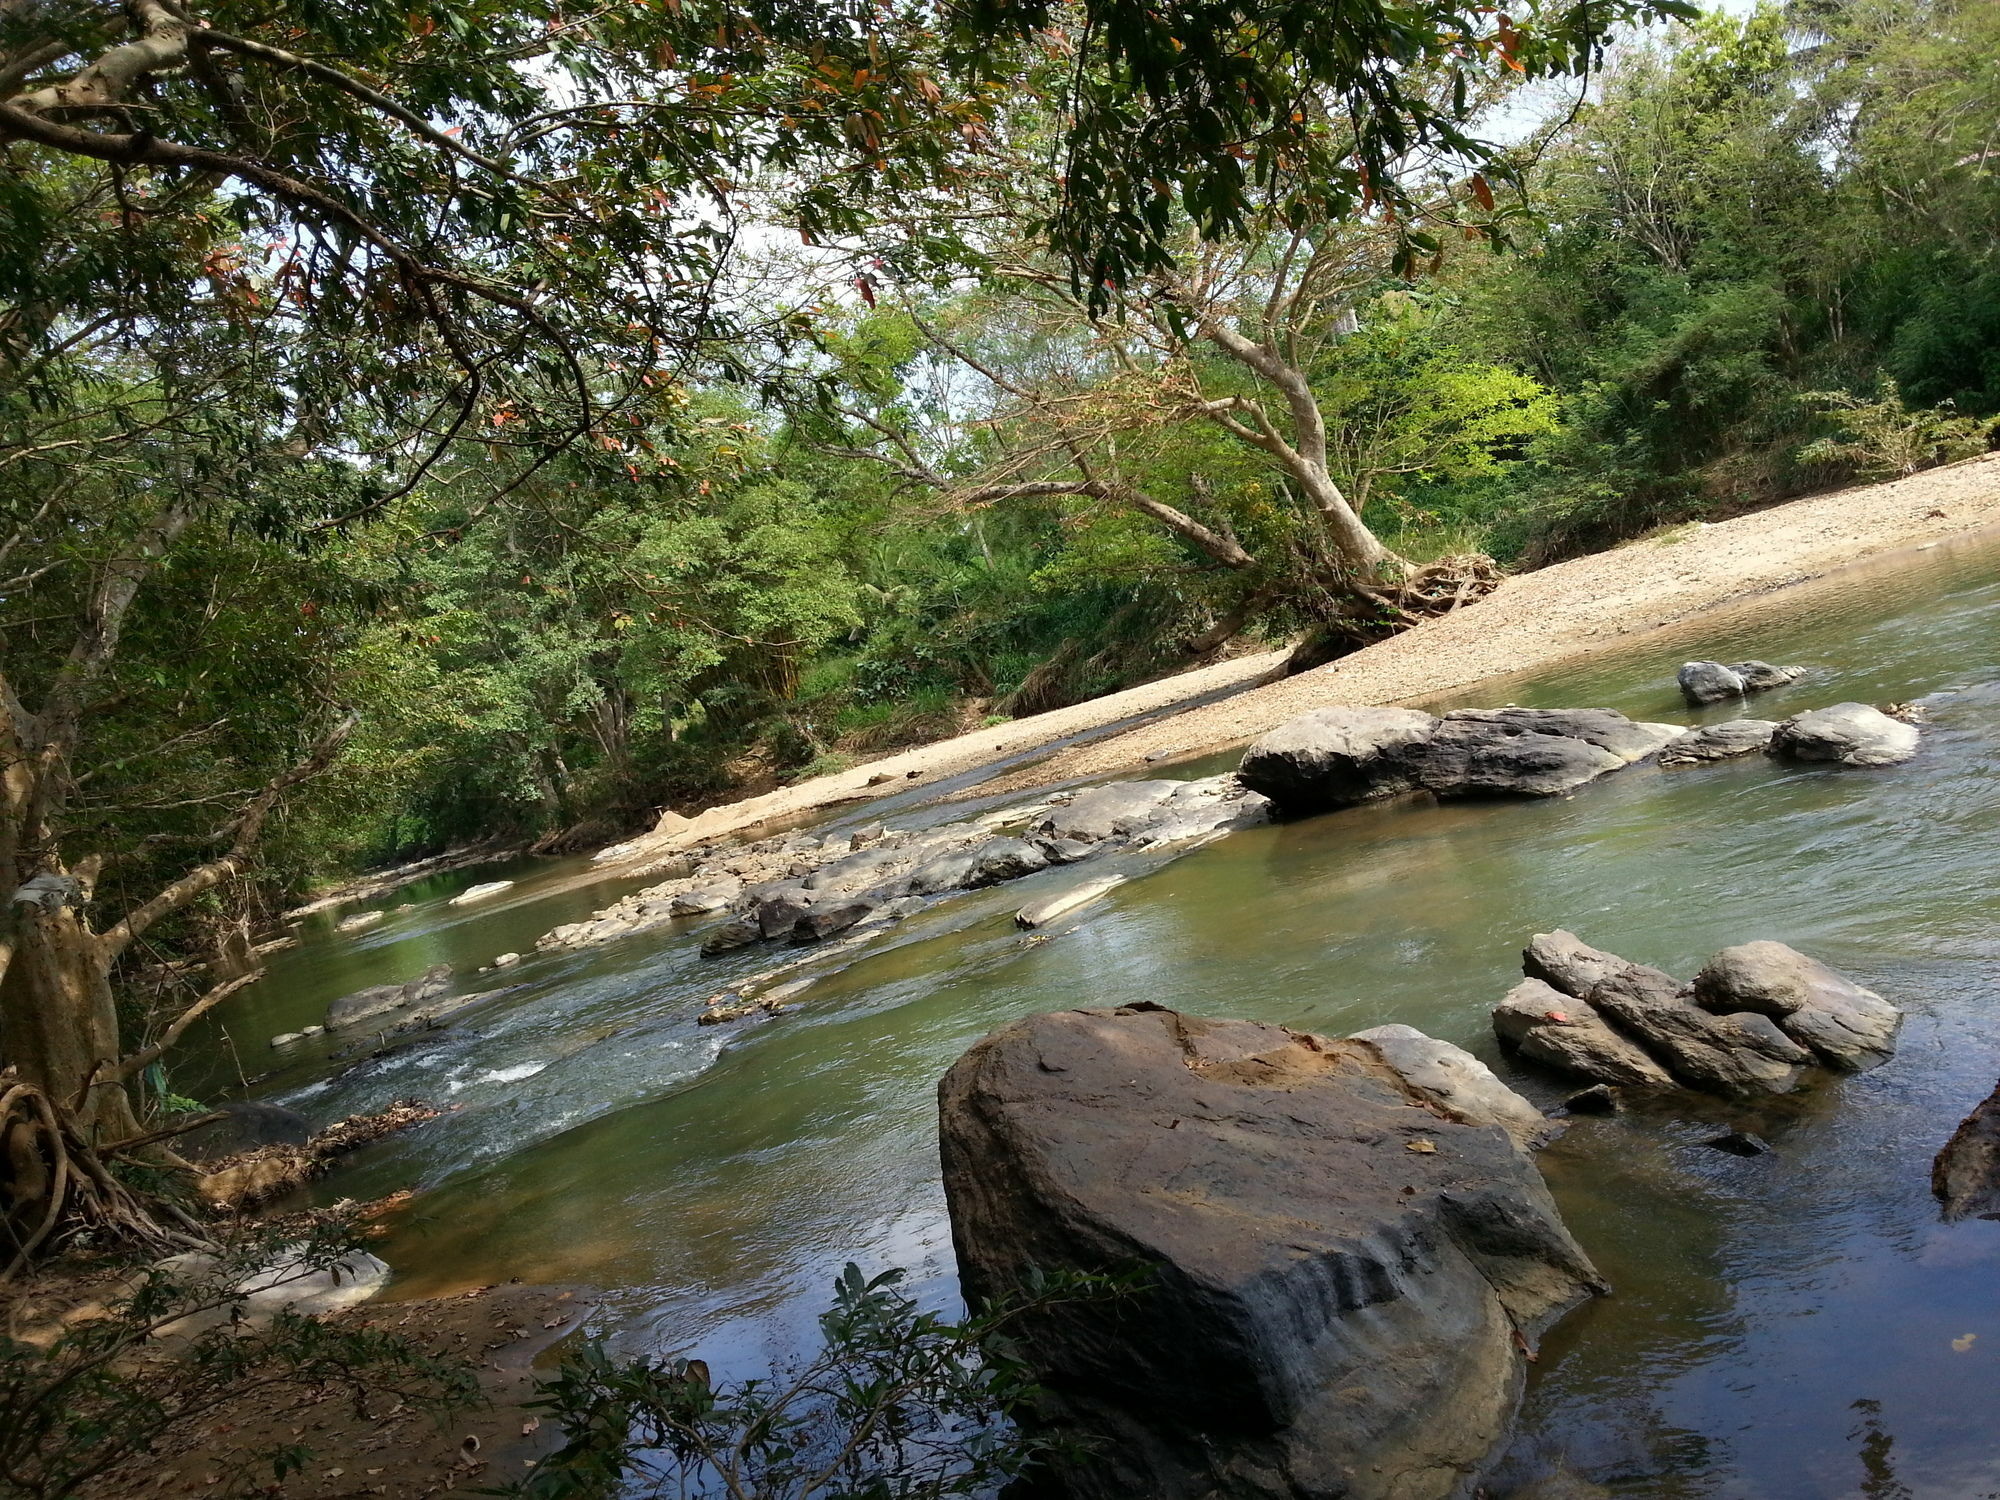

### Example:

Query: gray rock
xmin=1034 ymin=836 xmax=1096 ymax=864
xmin=157 ymin=1249 xmax=390 ymax=1335
xmin=1419 ymin=712 xmax=1634 ymax=799
xmin=791 ymin=901 xmax=875 ymax=942
xmin=1692 ymin=941 xmax=1901 ymax=1070
xmin=1038 ymin=781 xmax=1182 ymax=842
xmin=1236 ymin=706 xmax=1439 ymax=814
xmin=963 ymin=837 xmax=1050 ymax=887
xmin=1678 ymin=661 xmax=1747 ymax=705
xmin=700 ymin=915 xmax=762 ymax=956
xmin=939 ymin=1005 xmax=1604 ymax=1500
xmin=1348 ymin=1023 xmax=1554 ymax=1151
xmin=333 ymin=909 xmax=384 ymax=934
xmin=900 ymin=848 xmax=984 ymax=896
xmin=1525 ymin=932 xmax=1807 ymax=1096
xmin=1562 ymin=1085 xmax=1620 ymax=1116
xmin=325 ymin=962 xmax=452 ymax=1030
xmin=1659 ymin=719 xmax=1778 ymax=765
xmin=755 ymin=889 xmax=816 ymax=939
xmin=1734 ymin=661 xmax=1805 ymax=691
xmin=1934 ymin=1077 xmax=2000 ymax=1219
xmin=1771 ymin=702 xmax=1920 ymax=767
xmin=670 ymin=881 xmax=739 ymax=914
xmin=1703 ymin=1131 xmax=1771 ymax=1157
xmin=1492 ymin=978 xmax=1674 ymax=1088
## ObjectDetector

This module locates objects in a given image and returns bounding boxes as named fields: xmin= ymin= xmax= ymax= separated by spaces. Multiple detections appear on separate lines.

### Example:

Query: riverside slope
xmin=615 ymin=456 xmax=2000 ymax=862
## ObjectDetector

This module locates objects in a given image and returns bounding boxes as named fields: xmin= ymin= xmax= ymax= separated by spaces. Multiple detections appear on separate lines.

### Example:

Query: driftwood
xmin=193 ymin=1100 xmax=441 ymax=1213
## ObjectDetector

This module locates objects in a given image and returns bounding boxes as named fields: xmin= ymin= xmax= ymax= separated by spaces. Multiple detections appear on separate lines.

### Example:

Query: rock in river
xmin=1236 ymin=706 xmax=1439 ymax=813
xmin=1934 ymin=1077 xmax=2000 ymax=1220
xmin=1678 ymin=660 xmax=1803 ymax=706
xmin=939 ymin=1005 xmax=1604 ymax=1500
xmin=1691 ymin=941 xmax=1900 ymax=1071
xmin=1770 ymin=702 xmax=1920 ymax=767
xmin=1493 ymin=977 xmax=1674 ymax=1089
xmin=325 ymin=961 xmax=452 ymax=1031
xmin=1658 ymin=719 xmax=1778 ymax=765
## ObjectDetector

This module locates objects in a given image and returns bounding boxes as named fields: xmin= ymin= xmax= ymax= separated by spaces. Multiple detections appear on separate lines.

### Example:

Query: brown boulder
xmin=939 ymin=1005 xmax=1603 ymax=1500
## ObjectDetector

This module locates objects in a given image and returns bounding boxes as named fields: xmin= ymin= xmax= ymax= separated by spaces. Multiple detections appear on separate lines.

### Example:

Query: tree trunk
xmin=0 ymin=902 xmax=138 ymax=1142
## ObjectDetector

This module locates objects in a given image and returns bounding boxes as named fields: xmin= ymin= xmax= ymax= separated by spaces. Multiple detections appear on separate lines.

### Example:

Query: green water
xmin=208 ymin=527 xmax=2000 ymax=1497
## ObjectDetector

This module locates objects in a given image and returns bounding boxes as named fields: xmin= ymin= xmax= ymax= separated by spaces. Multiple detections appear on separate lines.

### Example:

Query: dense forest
xmin=2 ymin=0 xmax=1997 ymax=1268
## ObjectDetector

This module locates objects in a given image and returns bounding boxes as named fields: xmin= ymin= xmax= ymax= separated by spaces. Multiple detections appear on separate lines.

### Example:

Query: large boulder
xmin=324 ymin=962 xmax=452 ymax=1031
xmin=1770 ymin=703 xmax=1919 ymax=767
xmin=1237 ymin=707 xmax=1439 ymax=814
xmin=939 ymin=1005 xmax=1603 ymax=1500
xmin=1691 ymin=941 xmax=1900 ymax=1071
xmin=1934 ymin=1078 xmax=2000 ymax=1220
xmin=1492 ymin=978 xmax=1674 ymax=1089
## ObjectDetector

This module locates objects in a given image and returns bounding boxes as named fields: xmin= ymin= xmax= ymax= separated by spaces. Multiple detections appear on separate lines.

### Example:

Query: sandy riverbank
xmin=621 ymin=455 xmax=2000 ymax=856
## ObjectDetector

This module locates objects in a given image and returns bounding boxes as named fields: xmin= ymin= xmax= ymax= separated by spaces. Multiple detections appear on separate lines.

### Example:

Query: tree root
xmin=1 ymin=1074 xmax=208 ymax=1279
xmin=1284 ymin=553 xmax=1505 ymax=675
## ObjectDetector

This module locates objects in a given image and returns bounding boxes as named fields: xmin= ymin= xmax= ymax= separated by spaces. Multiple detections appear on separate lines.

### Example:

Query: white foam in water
xmin=447 ymin=1061 xmax=549 ymax=1093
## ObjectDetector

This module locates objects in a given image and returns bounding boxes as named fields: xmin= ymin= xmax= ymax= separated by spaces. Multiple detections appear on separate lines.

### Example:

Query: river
xmin=196 ymin=527 xmax=2000 ymax=1498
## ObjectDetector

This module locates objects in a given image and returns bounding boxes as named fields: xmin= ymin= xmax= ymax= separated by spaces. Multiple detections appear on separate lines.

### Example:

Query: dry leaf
xmin=1407 ymin=1139 xmax=1438 ymax=1154
xmin=1953 ymin=1333 xmax=1977 ymax=1352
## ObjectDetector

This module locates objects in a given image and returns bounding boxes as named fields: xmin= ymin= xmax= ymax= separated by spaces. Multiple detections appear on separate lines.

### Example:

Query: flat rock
xmin=1771 ymin=702 xmax=1919 ymax=766
xmin=1418 ymin=710 xmax=1675 ymax=799
xmin=1692 ymin=941 xmax=1901 ymax=1070
xmin=1037 ymin=781 xmax=1181 ymax=842
xmin=1236 ymin=706 xmax=1439 ymax=814
xmin=448 ymin=879 xmax=515 ymax=906
xmin=1492 ymin=978 xmax=1674 ymax=1088
xmin=325 ymin=962 xmax=452 ymax=1031
xmin=1659 ymin=719 xmax=1778 ymax=765
xmin=791 ymin=900 xmax=875 ymax=942
xmin=939 ymin=1006 xmax=1603 ymax=1500
xmin=963 ymin=837 xmax=1049 ymax=886
xmin=333 ymin=910 xmax=384 ymax=933
xmin=699 ymin=915 xmax=762 ymax=956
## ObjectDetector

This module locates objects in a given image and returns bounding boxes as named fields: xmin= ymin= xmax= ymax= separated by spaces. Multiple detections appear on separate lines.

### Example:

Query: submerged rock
xmin=333 ymin=909 xmax=384 ymax=933
xmin=1770 ymin=702 xmax=1920 ymax=766
xmin=1659 ymin=719 xmax=1778 ymax=765
xmin=1692 ymin=941 xmax=1901 ymax=1071
xmin=939 ymin=1005 xmax=1602 ymax=1500
xmin=1702 ymin=1130 xmax=1772 ymax=1157
xmin=1934 ymin=1078 xmax=2000 ymax=1220
xmin=325 ymin=961 xmax=452 ymax=1031
xmin=448 ymin=879 xmax=516 ymax=906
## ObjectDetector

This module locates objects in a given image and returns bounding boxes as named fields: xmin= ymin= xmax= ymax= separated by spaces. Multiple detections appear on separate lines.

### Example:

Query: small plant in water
xmin=1798 ymin=377 xmax=2000 ymax=479
xmin=509 ymin=1263 xmax=1134 ymax=1499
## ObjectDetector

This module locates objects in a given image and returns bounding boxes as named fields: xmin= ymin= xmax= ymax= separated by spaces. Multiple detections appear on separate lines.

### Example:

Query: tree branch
xmin=107 ymin=972 xmax=263 ymax=1081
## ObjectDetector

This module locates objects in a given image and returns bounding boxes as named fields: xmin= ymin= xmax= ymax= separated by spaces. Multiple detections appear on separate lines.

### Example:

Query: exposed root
xmin=1285 ymin=554 xmax=1505 ymax=675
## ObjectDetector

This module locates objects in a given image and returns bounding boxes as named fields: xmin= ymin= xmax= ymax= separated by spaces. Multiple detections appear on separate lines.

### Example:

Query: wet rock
xmin=1034 ymin=836 xmax=1096 ymax=864
xmin=1561 ymin=1085 xmax=1620 ymax=1116
xmin=963 ymin=837 xmax=1049 ymax=887
xmin=1418 ymin=712 xmax=1640 ymax=799
xmin=1525 ymin=933 xmax=1807 ymax=1096
xmin=1236 ymin=706 xmax=1438 ymax=813
xmin=1037 ymin=780 xmax=1182 ymax=842
xmin=1702 ymin=1130 xmax=1771 ymax=1157
xmin=900 ymin=848 xmax=984 ymax=896
xmin=448 ymin=879 xmax=516 ymax=907
xmin=326 ymin=962 xmax=452 ymax=1031
xmin=1933 ymin=1078 xmax=2000 ymax=1219
xmin=181 ymin=1100 xmax=313 ymax=1163
xmin=1659 ymin=719 xmax=1778 ymax=765
xmin=1678 ymin=660 xmax=1803 ymax=706
xmin=1016 ymin=875 xmax=1126 ymax=929
xmin=1692 ymin=941 xmax=1900 ymax=1071
xmin=1771 ymin=702 xmax=1920 ymax=767
xmin=333 ymin=910 xmax=384 ymax=933
xmin=1132 ymin=779 xmax=1272 ymax=845
xmin=755 ymin=888 xmax=816 ymax=939
xmin=1493 ymin=978 xmax=1674 ymax=1089
xmin=939 ymin=1005 xmax=1604 ymax=1500
xmin=492 ymin=951 xmax=521 ymax=967
xmin=157 ymin=1250 xmax=391 ymax=1335
xmin=699 ymin=915 xmax=762 ymax=956
xmin=791 ymin=901 xmax=875 ymax=942
xmin=1348 ymin=1022 xmax=1554 ymax=1150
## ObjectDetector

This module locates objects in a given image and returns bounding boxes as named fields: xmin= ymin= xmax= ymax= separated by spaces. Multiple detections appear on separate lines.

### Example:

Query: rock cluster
xmin=939 ymin=1004 xmax=1602 ymax=1500
xmin=1493 ymin=932 xmax=1900 ymax=1097
xmin=1238 ymin=705 xmax=1682 ymax=814
xmin=536 ymin=775 xmax=1268 ymax=958
xmin=1677 ymin=659 xmax=1804 ymax=706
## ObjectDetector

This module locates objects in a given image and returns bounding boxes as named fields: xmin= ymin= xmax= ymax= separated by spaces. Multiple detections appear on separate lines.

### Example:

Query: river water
xmin=199 ymin=527 xmax=2000 ymax=1499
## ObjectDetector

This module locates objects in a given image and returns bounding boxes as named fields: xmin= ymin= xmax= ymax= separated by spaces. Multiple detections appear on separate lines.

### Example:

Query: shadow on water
xmin=197 ymin=527 xmax=2000 ymax=1497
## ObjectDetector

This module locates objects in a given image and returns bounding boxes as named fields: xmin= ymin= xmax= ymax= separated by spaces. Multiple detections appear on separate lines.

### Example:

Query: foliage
xmin=1798 ymin=379 xmax=2000 ymax=479
xmin=508 ymin=1263 xmax=1131 ymax=1500
xmin=0 ymin=1219 xmax=475 ymax=1499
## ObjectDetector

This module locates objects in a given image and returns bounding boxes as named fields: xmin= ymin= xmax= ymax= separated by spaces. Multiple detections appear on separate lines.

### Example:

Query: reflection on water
xmin=202 ymin=527 xmax=2000 ymax=1497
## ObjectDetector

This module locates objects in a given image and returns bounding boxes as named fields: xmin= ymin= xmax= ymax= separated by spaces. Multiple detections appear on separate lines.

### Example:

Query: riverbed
xmin=199 ymin=526 xmax=2000 ymax=1498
